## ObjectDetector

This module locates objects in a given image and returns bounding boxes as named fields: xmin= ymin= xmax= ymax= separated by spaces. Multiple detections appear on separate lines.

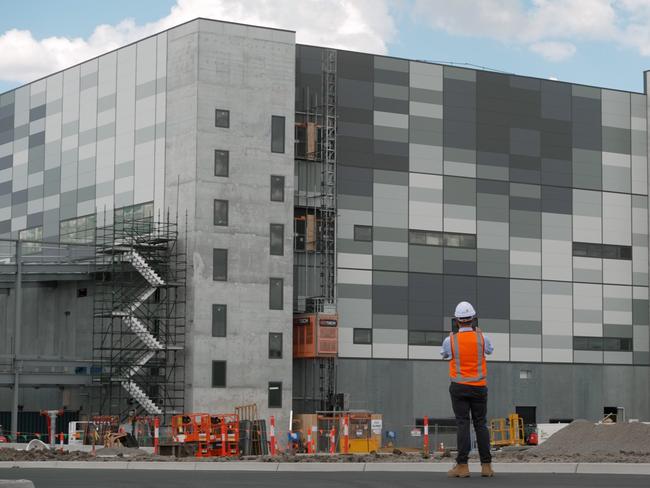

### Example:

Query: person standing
xmin=441 ymin=301 xmax=495 ymax=478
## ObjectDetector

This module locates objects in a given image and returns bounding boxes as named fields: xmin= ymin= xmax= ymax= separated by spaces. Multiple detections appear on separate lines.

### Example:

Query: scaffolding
xmin=293 ymin=48 xmax=338 ymax=412
xmin=91 ymin=211 xmax=186 ymax=423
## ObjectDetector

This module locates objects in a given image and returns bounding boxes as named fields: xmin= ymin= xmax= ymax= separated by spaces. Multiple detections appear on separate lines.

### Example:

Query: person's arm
xmin=440 ymin=336 xmax=452 ymax=359
xmin=483 ymin=334 xmax=494 ymax=355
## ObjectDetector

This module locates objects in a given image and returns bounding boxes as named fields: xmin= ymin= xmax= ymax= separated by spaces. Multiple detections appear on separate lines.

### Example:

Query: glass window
xmin=214 ymin=199 xmax=228 ymax=226
xmin=212 ymin=304 xmax=227 ymax=337
xmin=270 ymin=224 xmax=284 ymax=256
xmin=353 ymin=328 xmax=372 ymax=344
xmin=354 ymin=225 xmax=372 ymax=242
xmin=215 ymin=109 xmax=230 ymax=128
xmin=213 ymin=248 xmax=227 ymax=281
xmin=601 ymin=245 xmax=617 ymax=259
xmin=59 ymin=214 xmax=96 ymax=244
xmin=269 ymin=278 xmax=283 ymax=310
xmin=271 ymin=175 xmax=285 ymax=202
xmin=269 ymin=332 xmax=283 ymax=359
xmin=268 ymin=381 xmax=282 ymax=408
xmin=573 ymin=336 xmax=603 ymax=351
xmin=214 ymin=150 xmax=229 ymax=177
xmin=271 ymin=115 xmax=285 ymax=153
xmin=426 ymin=231 xmax=443 ymax=246
xmin=19 ymin=226 xmax=43 ymax=254
xmin=408 ymin=331 xmax=445 ymax=346
xmin=409 ymin=230 xmax=444 ymax=246
xmin=212 ymin=361 xmax=226 ymax=387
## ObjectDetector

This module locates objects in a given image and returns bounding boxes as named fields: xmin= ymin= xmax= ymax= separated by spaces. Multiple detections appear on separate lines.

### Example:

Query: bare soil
xmin=1 ymin=421 xmax=649 ymax=463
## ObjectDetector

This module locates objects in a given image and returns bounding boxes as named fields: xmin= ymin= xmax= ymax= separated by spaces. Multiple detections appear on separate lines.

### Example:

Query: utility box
xmin=293 ymin=313 xmax=338 ymax=358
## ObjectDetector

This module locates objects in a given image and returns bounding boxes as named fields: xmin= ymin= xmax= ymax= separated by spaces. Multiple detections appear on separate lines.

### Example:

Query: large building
xmin=0 ymin=18 xmax=649 ymax=438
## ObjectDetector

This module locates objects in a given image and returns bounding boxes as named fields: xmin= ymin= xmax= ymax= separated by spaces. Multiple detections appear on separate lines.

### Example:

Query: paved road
xmin=1 ymin=469 xmax=649 ymax=488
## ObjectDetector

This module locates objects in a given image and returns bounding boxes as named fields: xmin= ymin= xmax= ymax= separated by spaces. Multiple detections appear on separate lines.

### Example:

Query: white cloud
xmin=413 ymin=0 xmax=650 ymax=62
xmin=0 ymin=0 xmax=396 ymax=85
xmin=530 ymin=41 xmax=577 ymax=61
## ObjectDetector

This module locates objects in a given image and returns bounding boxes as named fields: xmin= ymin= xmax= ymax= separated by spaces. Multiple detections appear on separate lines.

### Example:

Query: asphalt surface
xmin=1 ymin=469 xmax=649 ymax=488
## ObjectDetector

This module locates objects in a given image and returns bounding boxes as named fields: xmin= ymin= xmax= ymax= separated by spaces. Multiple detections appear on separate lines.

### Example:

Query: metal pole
xmin=11 ymin=240 xmax=22 ymax=439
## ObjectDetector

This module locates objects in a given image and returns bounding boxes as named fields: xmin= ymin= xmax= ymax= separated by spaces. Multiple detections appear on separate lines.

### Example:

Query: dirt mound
xmin=515 ymin=420 xmax=650 ymax=462
xmin=0 ymin=448 xmax=92 ymax=462
xmin=94 ymin=447 xmax=149 ymax=458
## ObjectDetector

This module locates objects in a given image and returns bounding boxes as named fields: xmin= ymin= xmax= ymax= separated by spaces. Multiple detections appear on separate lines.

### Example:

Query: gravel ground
xmin=2 ymin=421 xmax=648 ymax=464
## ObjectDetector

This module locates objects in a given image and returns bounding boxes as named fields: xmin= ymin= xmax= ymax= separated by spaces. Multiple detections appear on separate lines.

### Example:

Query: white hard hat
xmin=454 ymin=301 xmax=476 ymax=319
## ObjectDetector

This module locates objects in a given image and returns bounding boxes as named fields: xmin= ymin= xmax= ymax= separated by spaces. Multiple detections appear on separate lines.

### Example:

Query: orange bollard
xmin=59 ymin=432 xmax=64 ymax=451
xmin=329 ymin=427 xmax=336 ymax=454
xmin=307 ymin=428 xmax=312 ymax=454
xmin=221 ymin=420 xmax=227 ymax=457
xmin=154 ymin=418 xmax=160 ymax=455
xmin=343 ymin=416 xmax=349 ymax=454
xmin=423 ymin=416 xmax=429 ymax=455
xmin=269 ymin=416 xmax=276 ymax=456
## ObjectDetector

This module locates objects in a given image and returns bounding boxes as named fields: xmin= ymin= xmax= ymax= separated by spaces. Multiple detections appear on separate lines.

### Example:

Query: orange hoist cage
xmin=293 ymin=313 xmax=338 ymax=358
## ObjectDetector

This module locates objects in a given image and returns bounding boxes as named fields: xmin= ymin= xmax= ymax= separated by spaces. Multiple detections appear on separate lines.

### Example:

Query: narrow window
xmin=214 ymin=199 xmax=228 ymax=226
xmin=268 ymin=381 xmax=282 ymax=408
xmin=212 ymin=304 xmax=227 ymax=337
xmin=215 ymin=109 xmax=230 ymax=128
xmin=213 ymin=248 xmax=227 ymax=281
xmin=212 ymin=361 xmax=226 ymax=387
xmin=214 ymin=150 xmax=229 ymax=177
xmin=270 ymin=175 xmax=285 ymax=202
xmin=269 ymin=332 xmax=283 ymax=359
xmin=269 ymin=278 xmax=283 ymax=310
xmin=354 ymin=225 xmax=372 ymax=242
xmin=353 ymin=328 xmax=372 ymax=345
xmin=270 ymin=223 xmax=284 ymax=256
xmin=271 ymin=115 xmax=285 ymax=153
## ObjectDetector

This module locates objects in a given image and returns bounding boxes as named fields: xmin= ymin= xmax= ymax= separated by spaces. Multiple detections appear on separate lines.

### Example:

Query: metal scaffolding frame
xmin=91 ymin=212 xmax=186 ymax=423
xmin=293 ymin=48 xmax=338 ymax=413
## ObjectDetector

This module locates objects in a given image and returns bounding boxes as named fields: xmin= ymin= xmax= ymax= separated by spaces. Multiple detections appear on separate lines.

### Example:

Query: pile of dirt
xmin=94 ymin=447 xmax=150 ymax=458
xmin=0 ymin=448 xmax=93 ymax=462
xmin=496 ymin=420 xmax=650 ymax=463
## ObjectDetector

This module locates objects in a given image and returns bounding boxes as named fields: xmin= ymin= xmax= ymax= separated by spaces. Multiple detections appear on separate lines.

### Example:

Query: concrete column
xmin=11 ymin=240 xmax=22 ymax=438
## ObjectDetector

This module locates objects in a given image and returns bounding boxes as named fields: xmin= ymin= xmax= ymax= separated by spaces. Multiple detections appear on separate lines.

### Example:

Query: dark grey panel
xmin=444 ymin=176 xmax=475 ymax=206
xmin=12 ymin=189 xmax=27 ymax=205
xmin=338 ymin=51 xmax=373 ymax=81
xmin=77 ymin=186 xmax=95 ymax=203
xmin=14 ymin=124 xmax=28 ymax=140
xmin=477 ymin=249 xmax=509 ymax=277
xmin=603 ymin=324 xmax=633 ymax=338
xmin=0 ymin=114 xmax=14 ymax=132
xmin=477 ymin=179 xmax=509 ymax=195
xmin=541 ymin=81 xmax=571 ymax=121
xmin=373 ymin=97 xmax=409 ymax=114
xmin=444 ymin=253 xmax=477 ymax=276
xmin=444 ymin=121 xmax=476 ymax=150
xmin=510 ymin=128 xmax=540 ymax=157
xmin=26 ymin=212 xmax=43 ymax=228
xmin=374 ymin=68 xmax=409 ymax=86
xmin=372 ymin=285 xmax=408 ymax=315
xmin=0 ymin=154 xmax=12 ymax=171
xmin=28 ymin=131 xmax=45 ymax=148
xmin=511 ymin=320 xmax=542 ymax=334
xmin=408 ymin=273 xmax=443 ymax=330
xmin=0 ymin=181 xmax=11 ymax=196
xmin=29 ymin=104 xmax=46 ymax=121
xmin=338 ymin=78 xmax=373 ymax=109
xmin=541 ymin=186 xmax=572 ymax=214
xmin=541 ymin=158 xmax=572 ymax=187
xmin=510 ymin=155 xmax=541 ymax=184
xmin=443 ymin=275 xmax=477 ymax=321
xmin=602 ymin=126 xmax=631 ymax=154
xmin=633 ymin=299 xmax=649 ymax=325
xmin=0 ymin=129 xmax=14 ymax=145
xmin=477 ymin=276 xmax=509 ymax=320
xmin=338 ymin=136 xmax=374 ymax=167
xmin=59 ymin=190 xmax=77 ymax=208
xmin=43 ymin=168 xmax=61 ymax=197
xmin=510 ymin=195 xmax=541 ymax=212
xmin=410 ymin=88 xmax=442 ymax=105
xmin=0 ymin=220 xmax=10 ymax=234
xmin=28 ymin=145 xmax=45 ymax=173
xmin=444 ymin=79 xmax=476 ymax=108
xmin=27 ymin=185 xmax=43 ymax=201
xmin=339 ymin=106 xmax=373 ymax=125
xmin=338 ymin=165 xmax=373 ymax=196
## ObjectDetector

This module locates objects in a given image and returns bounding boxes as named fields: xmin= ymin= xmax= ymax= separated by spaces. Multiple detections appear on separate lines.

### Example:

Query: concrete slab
xmin=0 ymin=481 xmax=35 ymax=488
xmin=195 ymin=462 xmax=278 ymax=471
xmin=364 ymin=462 xmax=453 ymax=472
xmin=125 ymin=462 xmax=196 ymax=471
xmin=54 ymin=461 xmax=130 ymax=469
xmin=277 ymin=462 xmax=364 ymax=472
xmin=576 ymin=463 xmax=650 ymax=475
xmin=493 ymin=462 xmax=578 ymax=473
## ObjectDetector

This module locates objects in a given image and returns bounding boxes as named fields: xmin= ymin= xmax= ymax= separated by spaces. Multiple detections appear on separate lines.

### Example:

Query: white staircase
xmin=121 ymin=380 xmax=163 ymax=415
xmin=116 ymin=250 xmax=166 ymax=415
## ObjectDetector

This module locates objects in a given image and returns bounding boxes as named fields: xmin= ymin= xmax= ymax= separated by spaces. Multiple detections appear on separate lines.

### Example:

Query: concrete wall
xmin=181 ymin=19 xmax=295 ymax=433
xmin=299 ymin=358 xmax=650 ymax=445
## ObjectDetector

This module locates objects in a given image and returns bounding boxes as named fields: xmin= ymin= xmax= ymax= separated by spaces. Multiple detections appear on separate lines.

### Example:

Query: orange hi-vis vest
xmin=449 ymin=329 xmax=487 ymax=387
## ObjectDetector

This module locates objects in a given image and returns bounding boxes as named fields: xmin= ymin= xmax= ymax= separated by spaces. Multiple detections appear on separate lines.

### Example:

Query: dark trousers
xmin=449 ymin=382 xmax=492 ymax=464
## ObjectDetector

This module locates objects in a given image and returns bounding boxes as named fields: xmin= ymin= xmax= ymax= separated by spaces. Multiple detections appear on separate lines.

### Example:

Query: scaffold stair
xmin=124 ymin=316 xmax=164 ymax=350
xmin=119 ymin=350 xmax=156 ymax=379
xmin=121 ymin=380 xmax=163 ymax=415
xmin=123 ymin=251 xmax=165 ymax=286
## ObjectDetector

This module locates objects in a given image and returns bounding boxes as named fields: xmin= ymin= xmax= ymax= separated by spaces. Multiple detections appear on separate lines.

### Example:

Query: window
xmin=60 ymin=214 xmax=96 ymax=244
xmin=270 ymin=175 xmax=285 ymax=202
xmin=214 ymin=199 xmax=228 ymax=226
xmin=572 ymin=242 xmax=632 ymax=260
xmin=353 ymin=328 xmax=372 ymax=345
xmin=269 ymin=278 xmax=283 ymax=310
xmin=268 ymin=381 xmax=282 ymax=408
xmin=213 ymin=248 xmax=227 ymax=281
xmin=212 ymin=304 xmax=227 ymax=337
xmin=215 ymin=109 xmax=230 ymax=128
xmin=114 ymin=202 xmax=153 ymax=233
xmin=77 ymin=288 xmax=88 ymax=298
xmin=446 ymin=233 xmax=476 ymax=249
xmin=408 ymin=331 xmax=445 ymax=346
xmin=212 ymin=361 xmax=226 ymax=387
xmin=19 ymin=226 xmax=43 ymax=254
xmin=573 ymin=336 xmax=632 ymax=352
xmin=214 ymin=150 xmax=229 ymax=177
xmin=409 ymin=230 xmax=442 ymax=246
xmin=604 ymin=337 xmax=633 ymax=352
xmin=270 ymin=224 xmax=284 ymax=256
xmin=271 ymin=115 xmax=285 ymax=153
xmin=354 ymin=225 xmax=372 ymax=242
xmin=519 ymin=370 xmax=533 ymax=380
xmin=269 ymin=333 xmax=283 ymax=358
xmin=409 ymin=230 xmax=475 ymax=249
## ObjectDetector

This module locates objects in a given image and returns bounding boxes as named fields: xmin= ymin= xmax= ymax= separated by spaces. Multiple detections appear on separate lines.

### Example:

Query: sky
xmin=1 ymin=0 xmax=650 ymax=94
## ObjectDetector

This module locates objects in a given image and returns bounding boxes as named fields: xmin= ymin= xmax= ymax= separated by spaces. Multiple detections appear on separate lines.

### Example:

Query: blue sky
xmin=1 ymin=0 xmax=649 ymax=94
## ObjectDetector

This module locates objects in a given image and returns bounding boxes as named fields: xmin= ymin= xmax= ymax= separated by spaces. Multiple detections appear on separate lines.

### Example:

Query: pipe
xmin=11 ymin=240 xmax=22 ymax=439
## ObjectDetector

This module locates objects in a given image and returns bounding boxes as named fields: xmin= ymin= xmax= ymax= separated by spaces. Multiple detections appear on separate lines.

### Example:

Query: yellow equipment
xmin=489 ymin=413 xmax=525 ymax=447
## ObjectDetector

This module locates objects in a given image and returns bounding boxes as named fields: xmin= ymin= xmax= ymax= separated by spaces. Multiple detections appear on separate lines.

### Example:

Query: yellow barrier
xmin=489 ymin=413 xmax=525 ymax=447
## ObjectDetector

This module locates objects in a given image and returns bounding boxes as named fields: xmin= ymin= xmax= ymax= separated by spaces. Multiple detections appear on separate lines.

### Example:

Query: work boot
xmin=447 ymin=464 xmax=470 ymax=478
xmin=481 ymin=463 xmax=495 ymax=477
